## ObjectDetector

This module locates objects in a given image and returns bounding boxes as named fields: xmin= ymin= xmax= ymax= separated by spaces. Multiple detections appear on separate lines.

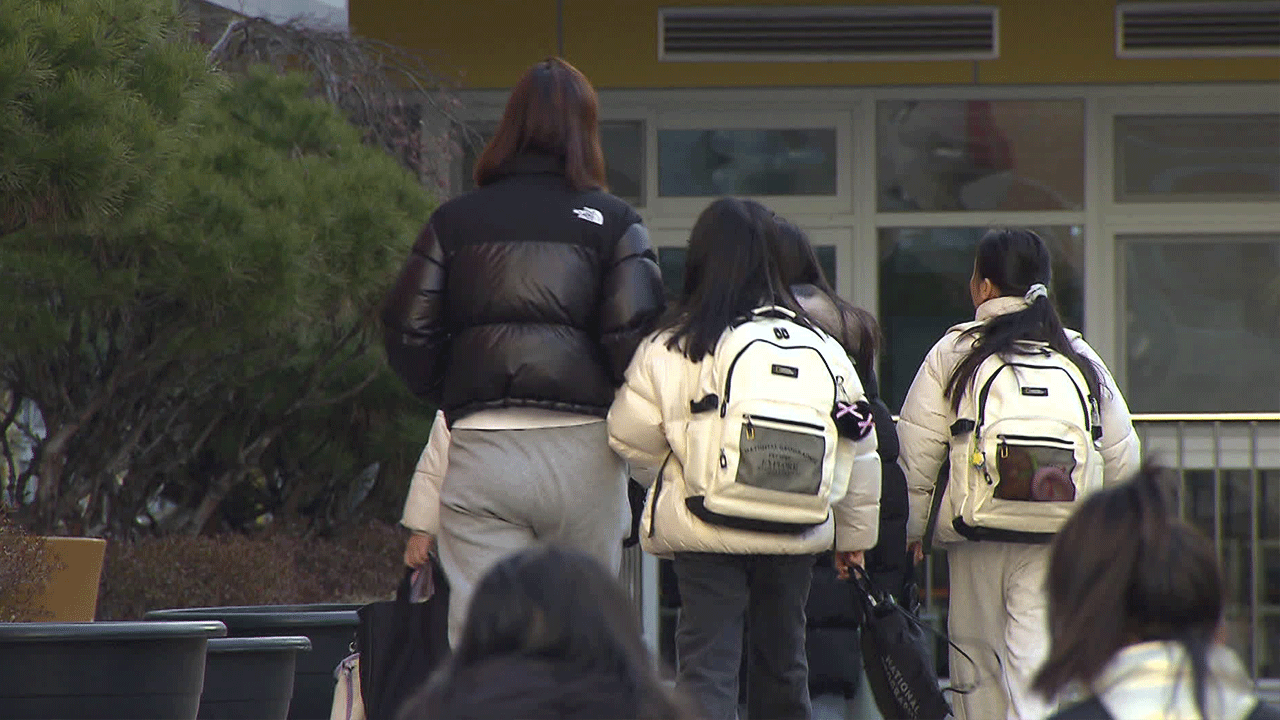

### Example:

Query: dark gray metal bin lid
xmin=207 ymin=636 xmax=313 ymax=653
xmin=145 ymin=605 xmax=360 ymax=628
xmin=0 ymin=620 xmax=227 ymax=641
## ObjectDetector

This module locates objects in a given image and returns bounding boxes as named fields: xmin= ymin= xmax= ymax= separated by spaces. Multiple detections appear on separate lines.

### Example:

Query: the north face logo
xmin=573 ymin=207 xmax=604 ymax=225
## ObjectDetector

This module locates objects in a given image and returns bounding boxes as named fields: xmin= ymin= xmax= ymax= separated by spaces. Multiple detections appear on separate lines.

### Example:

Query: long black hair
xmin=944 ymin=228 xmax=1103 ymax=412
xmin=662 ymin=197 xmax=800 ymax=360
xmin=1034 ymin=462 xmax=1225 ymax=718
xmin=402 ymin=546 xmax=692 ymax=720
xmin=773 ymin=218 xmax=881 ymax=371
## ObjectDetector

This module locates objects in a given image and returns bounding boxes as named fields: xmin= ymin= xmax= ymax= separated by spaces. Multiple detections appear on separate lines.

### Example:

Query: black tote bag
xmin=851 ymin=564 xmax=957 ymax=720
xmin=356 ymin=560 xmax=451 ymax=720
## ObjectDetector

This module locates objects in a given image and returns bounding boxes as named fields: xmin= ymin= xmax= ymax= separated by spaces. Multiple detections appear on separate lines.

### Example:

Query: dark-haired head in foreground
xmin=1036 ymin=461 xmax=1271 ymax=720
xmin=398 ymin=546 xmax=693 ymax=720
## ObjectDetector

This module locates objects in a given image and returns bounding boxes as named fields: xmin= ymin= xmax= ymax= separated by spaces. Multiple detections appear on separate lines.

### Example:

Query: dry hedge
xmin=97 ymin=521 xmax=405 ymax=619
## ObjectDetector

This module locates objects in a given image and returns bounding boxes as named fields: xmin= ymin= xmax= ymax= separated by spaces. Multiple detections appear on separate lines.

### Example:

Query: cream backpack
xmin=681 ymin=307 xmax=864 ymax=534
xmin=926 ymin=338 xmax=1105 ymax=546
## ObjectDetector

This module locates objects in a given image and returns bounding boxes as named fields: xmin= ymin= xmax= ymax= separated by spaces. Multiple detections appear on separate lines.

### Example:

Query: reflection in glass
xmin=877 ymin=100 xmax=1084 ymax=212
xmin=658 ymin=246 xmax=836 ymax=300
xmin=658 ymin=129 xmax=838 ymax=197
xmin=1115 ymin=114 xmax=1280 ymax=202
xmin=454 ymin=121 xmax=645 ymax=204
xmin=877 ymin=226 xmax=1085 ymax=411
xmin=601 ymin=121 xmax=644 ymax=201
xmin=1123 ymin=235 xmax=1280 ymax=412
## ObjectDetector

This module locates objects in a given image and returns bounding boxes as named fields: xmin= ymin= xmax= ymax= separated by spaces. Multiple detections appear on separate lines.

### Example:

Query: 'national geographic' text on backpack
xmin=934 ymin=338 xmax=1104 ymax=544
xmin=682 ymin=306 xmax=865 ymax=534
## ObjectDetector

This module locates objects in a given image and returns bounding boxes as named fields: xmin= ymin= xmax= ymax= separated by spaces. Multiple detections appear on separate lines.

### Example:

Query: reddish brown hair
xmin=473 ymin=57 xmax=607 ymax=192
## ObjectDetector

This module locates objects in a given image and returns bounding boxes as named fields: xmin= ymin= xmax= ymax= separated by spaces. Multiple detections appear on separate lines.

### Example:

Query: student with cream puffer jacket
xmin=607 ymin=198 xmax=880 ymax=720
xmin=609 ymin=329 xmax=882 ymax=561
xmin=897 ymin=228 xmax=1141 ymax=720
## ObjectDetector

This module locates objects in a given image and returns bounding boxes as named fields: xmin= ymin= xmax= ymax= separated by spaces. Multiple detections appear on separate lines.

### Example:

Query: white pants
xmin=946 ymin=542 xmax=1053 ymax=720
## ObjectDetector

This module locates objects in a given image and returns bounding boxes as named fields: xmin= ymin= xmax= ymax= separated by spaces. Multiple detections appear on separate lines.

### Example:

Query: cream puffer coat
xmin=1075 ymin=641 xmax=1265 ymax=720
xmin=898 ymin=296 xmax=1142 ymax=546
xmin=401 ymin=410 xmax=449 ymax=536
xmin=608 ymin=330 xmax=882 ymax=557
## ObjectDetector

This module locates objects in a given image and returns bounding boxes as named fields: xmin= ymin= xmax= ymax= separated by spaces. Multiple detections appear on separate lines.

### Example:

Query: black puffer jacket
xmin=382 ymin=153 xmax=666 ymax=422
xmin=805 ymin=366 xmax=910 ymax=699
xmin=862 ymin=369 xmax=910 ymax=602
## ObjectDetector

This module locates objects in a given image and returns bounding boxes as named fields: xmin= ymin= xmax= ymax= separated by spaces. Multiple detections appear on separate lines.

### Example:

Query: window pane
xmin=601 ymin=121 xmax=644 ymax=203
xmin=1123 ymin=234 xmax=1280 ymax=412
xmin=454 ymin=121 xmax=645 ymax=205
xmin=658 ymin=245 xmax=836 ymax=300
xmin=877 ymin=100 xmax=1084 ymax=211
xmin=878 ymin=226 xmax=1085 ymax=411
xmin=658 ymin=129 xmax=838 ymax=197
xmin=454 ymin=126 xmax=492 ymax=193
xmin=1115 ymin=114 xmax=1280 ymax=202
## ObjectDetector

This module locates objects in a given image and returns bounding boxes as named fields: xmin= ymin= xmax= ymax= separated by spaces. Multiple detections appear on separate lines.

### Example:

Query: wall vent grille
xmin=659 ymin=5 xmax=999 ymax=62
xmin=1117 ymin=1 xmax=1280 ymax=58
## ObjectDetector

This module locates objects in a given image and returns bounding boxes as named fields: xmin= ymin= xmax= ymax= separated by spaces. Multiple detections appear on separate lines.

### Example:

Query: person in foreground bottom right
xmin=1034 ymin=462 xmax=1279 ymax=720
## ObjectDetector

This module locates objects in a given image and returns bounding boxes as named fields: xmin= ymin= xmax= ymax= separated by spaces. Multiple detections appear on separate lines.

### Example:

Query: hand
xmin=403 ymin=533 xmax=435 ymax=569
xmin=834 ymin=550 xmax=865 ymax=580
xmin=908 ymin=541 xmax=925 ymax=564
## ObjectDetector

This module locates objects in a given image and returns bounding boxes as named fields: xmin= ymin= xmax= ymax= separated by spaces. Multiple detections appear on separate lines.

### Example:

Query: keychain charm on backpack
xmin=833 ymin=399 xmax=874 ymax=440
xmin=970 ymin=445 xmax=985 ymax=469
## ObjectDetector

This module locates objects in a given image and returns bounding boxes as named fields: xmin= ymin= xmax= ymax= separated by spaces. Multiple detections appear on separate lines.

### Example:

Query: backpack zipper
xmin=745 ymin=414 xmax=825 ymax=433
xmin=995 ymin=433 xmax=1076 ymax=447
xmin=648 ymin=452 xmax=673 ymax=538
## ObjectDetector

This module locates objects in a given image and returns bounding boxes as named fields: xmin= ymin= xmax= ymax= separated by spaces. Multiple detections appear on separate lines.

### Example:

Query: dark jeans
xmin=673 ymin=552 xmax=814 ymax=720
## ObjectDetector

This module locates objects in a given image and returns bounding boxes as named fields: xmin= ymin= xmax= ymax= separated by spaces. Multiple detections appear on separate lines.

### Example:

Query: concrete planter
xmin=0 ymin=620 xmax=225 ymax=720
xmin=200 ymin=636 xmax=313 ymax=720
xmin=146 ymin=605 xmax=360 ymax=720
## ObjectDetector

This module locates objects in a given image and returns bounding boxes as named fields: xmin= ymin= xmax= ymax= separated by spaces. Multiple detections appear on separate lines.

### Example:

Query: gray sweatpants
xmin=436 ymin=421 xmax=629 ymax=646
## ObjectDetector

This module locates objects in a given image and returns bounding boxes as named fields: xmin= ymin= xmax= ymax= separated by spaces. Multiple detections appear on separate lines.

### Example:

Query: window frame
xmin=1095 ymin=92 xmax=1280 ymax=387
xmin=647 ymin=110 xmax=853 ymax=217
xmin=1111 ymin=112 xmax=1280 ymax=205
xmin=452 ymin=84 xmax=1280 ymax=404
xmin=1115 ymin=231 xmax=1280 ymax=413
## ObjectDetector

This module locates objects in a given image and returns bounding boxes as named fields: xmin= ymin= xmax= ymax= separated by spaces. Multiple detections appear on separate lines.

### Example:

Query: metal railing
xmin=626 ymin=412 xmax=1280 ymax=681
xmin=919 ymin=412 xmax=1280 ymax=680
xmin=1132 ymin=412 xmax=1280 ymax=681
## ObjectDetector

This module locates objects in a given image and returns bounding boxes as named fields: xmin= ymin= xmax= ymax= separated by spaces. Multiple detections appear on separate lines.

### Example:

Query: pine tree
xmin=0 ymin=0 xmax=217 ymax=237
xmin=0 ymin=0 xmax=436 ymax=536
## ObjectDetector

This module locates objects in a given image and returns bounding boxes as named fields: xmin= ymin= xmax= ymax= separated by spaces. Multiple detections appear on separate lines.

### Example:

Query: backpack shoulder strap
xmin=921 ymin=414 xmax=981 ymax=554
xmin=1050 ymin=697 xmax=1112 ymax=720
xmin=921 ymin=457 xmax=949 ymax=556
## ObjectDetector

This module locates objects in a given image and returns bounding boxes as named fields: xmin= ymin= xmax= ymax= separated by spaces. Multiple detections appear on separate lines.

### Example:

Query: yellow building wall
xmin=351 ymin=0 xmax=560 ymax=87
xmin=984 ymin=0 xmax=1280 ymax=84
xmin=351 ymin=0 xmax=1280 ymax=89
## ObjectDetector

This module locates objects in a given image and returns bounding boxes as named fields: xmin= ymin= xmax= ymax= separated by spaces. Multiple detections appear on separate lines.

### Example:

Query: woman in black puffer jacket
xmin=382 ymin=58 xmax=666 ymax=645
xmin=775 ymin=220 xmax=910 ymax=719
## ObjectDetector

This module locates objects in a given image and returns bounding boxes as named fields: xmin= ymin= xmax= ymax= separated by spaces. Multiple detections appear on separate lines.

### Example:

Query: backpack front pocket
xmin=735 ymin=415 xmax=827 ymax=496
xmin=993 ymin=435 xmax=1078 ymax=502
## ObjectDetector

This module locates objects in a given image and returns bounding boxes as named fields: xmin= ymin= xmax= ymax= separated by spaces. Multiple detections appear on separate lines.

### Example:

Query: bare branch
xmin=203 ymin=16 xmax=469 ymax=184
